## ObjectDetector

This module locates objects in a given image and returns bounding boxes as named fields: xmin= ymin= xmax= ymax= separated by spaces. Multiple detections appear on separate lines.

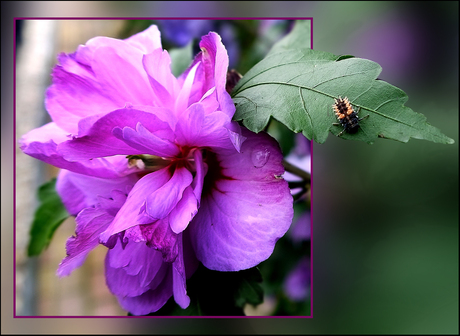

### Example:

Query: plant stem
xmin=282 ymin=159 xmax=310 ymax=183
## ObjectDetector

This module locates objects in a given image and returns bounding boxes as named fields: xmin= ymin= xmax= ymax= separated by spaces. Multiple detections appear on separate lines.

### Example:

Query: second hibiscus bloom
xmin=19 ymin=25 xmax=294 ymax=315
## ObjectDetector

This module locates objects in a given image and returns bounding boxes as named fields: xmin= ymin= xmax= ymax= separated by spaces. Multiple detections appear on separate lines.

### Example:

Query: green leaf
xmin=27 ymin=178 xmax=69 ymax=257
xmin=233 ymin=266 xmax=264 ymax=308
xmin=169 ymin=41 xmax=193 ymax=77
xmin=232 ymin=21 xmax=454 ymax=145
xmin=268 ymin=19 xmax=312 ymax=55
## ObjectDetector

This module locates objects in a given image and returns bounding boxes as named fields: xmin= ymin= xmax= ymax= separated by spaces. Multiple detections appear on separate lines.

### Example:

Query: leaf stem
xmin=282 ymin=159 xmax=310 ymax=183
xmin=283 ymin=159 xmax=311 ymax=204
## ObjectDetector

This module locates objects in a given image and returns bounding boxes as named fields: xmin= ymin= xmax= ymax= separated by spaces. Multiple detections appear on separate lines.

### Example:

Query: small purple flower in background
xmin=288 ymin=210 xmax=311 ymax=244
xmin=283 ymin=205 xmax=311 ymax=306
xmin=19 ymin=25 xmax=293 ymax=315
xmin=283 ymin=257 xmax=311 ymax=302
xmin=283 ymin=207 xmax=311 ymax=303
xmin=159 ymin=20 xmax=214 ymax=47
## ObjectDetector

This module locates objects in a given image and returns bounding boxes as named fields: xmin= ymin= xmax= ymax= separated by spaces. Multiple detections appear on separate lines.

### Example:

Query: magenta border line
xmin=13 ymin=16 xmax=18 ymax=319
xmin=13 ymin=16 xmax=314 ymax=319
xmin=309 ymin=18 xmax=314 ymax=320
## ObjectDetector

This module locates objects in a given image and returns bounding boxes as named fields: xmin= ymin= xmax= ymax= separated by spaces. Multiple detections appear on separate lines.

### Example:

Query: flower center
xmin=126 ymin=154 xmax=171 ymax=170
xmin=126 ymin=147 xmax=197 ymax=172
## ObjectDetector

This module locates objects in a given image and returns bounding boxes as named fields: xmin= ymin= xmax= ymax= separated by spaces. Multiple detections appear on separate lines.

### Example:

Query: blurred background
xmin=3 ymin=1 xmax=458 ymax=334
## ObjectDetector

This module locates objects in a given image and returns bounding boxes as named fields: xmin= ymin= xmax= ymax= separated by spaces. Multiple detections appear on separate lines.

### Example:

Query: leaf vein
xmin=298 ymin=87 xmax=313 ymax=130
xmin=236 ymin=81 xmax=419 ymax=129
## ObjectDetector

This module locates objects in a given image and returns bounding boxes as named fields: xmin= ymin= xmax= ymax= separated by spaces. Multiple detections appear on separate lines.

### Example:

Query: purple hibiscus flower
xmin=19 ymin=25 xmax=293 ymax=315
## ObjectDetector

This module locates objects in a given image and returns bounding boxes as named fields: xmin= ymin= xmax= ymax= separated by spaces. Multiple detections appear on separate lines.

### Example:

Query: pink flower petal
xmin=225 ymin=120 xmax=247 ymax=153
xmin=105 ymin=239 xmax=166 ymax=297
xmin=188 ymin=111 xmax=237 ymax=151
xmin=143 ymin=49 xmax=179 ymax=109
xmin=99 ymin=168 xmax=172 ymax=242
xmin=47 ymin=26 xmax=161 ymax=134
xmin=189 ymin=129 xmax=293 ymax=271
xmin=138 ymin=218 xmax=179 ymax=262
xmin=55 ymin=169 xmax=137 ymax=216
xmin=172 ymin=234 xmax=190 ymax=308
xmin=145 ymin=165 xmax=193 ymax=220
xmin=19 ymin=122 xmax=132 ymax=178
xmin=199 ymin=32 xmax=235 ymax=119
xmin=58 ymin=108 xmax=175 ymax=161
xmin=169 ymin=186 xmax=198 ymax=234
xmin=175 ymin=61 xmax=200 ymax=115
xmin=124 ymin=25 xmax=162 ymax=54
xmin=114 ymin=267 xmax=173 ymax=316
xmin=91 ymin=46 xmax=154 ymax=106
xmin=57 ymin=206 xmax=113 ymax=277
xmin=191 ymin=149 xmax=207 ymax=203
xmin=114 ymin=122 xmax=180 ymax=158
xmin=174 ymin=103 xmax=205 ymax=146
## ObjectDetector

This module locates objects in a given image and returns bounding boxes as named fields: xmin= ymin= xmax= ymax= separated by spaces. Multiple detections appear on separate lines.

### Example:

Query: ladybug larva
xmin=332 ymin=96 xmax=369 ymax=136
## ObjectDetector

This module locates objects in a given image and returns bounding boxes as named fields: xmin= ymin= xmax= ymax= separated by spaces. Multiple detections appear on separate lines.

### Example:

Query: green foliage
xmin=268 ymin=19 xmax=312 ymax=54
xmin=232 ymin=20 xmax=454 ymax=145
xmin=116 ymin=19 xmax=154 ymax=40
xmin=169 ymin=42 xmax=193 ymax=77
xmin=27 ymin=178 xmax=69 ymax=257
xmin=232 ymin=19 xmax=295 ymax=75
xmin=138 ymin=264 xmax=264 ymax=316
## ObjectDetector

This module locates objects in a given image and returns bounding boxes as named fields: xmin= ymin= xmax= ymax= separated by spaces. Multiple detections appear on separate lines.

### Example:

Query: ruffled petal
xmin=189 ymin=111 xmax=237 ymax=151
xmin=45 ymin=65 xmax=120 ymax=134
xmin=19 ymin=121 xmax=70 ymax=144
xmin=114 ymin=122 xmax=179 ymax=158
xmin=225 ymin=120 xmax=247 ymax=153
xmin=168 ymin=186 xmax=198 ymax=234
xmin=123 ymin=25 xmax=162 ymax=54
xmin=105 ymin=239 xmax=166 ymax=297
xmin=174 ymin=103 xmax=204 ymax=146
xmin=58 ymin=108 xmax=176 ymax=161
xmin=182 ymin=227 xmax=200 ymax=279
xmin=99 ymin=167 xmax=172 ymax=242
xmin=19 ymin=122 xmax=133 ymax=178
xmin=143 ymin=49 xmax=179 ymax=110
xmin=91 ymin=46 xmax=154 ymax=106
xmin=57 ymin=207 xmax=112 ymax=277
xmin=55 ymin=169 xmax=137 ymax=216
xmin=74 ymin=37 xmax=132 ymax=66
xmin=74 ymin=26 xmax=160 ymax=73
xmin=197 ymin=86 xmax=219 ymax=115
xmin=189 ymin=129 xmax=293 ymax=271
xmin=105 ymin=240 xmax=174 ymax=316
xmin=145 ymin=165 xmax=193 ymax=220
xmin=115 ymin=267 xmax=173 ymax=316
xmin=175 ymin=61 xmax=200 ymax=115
xmin=47 ymin=25 xmax=161 ymax=134
xmin=198 ymin=32 xmax=235 ymax=118
xmin=138 ymin=218 xmax=179 ymax=263
xmin=171 ymin=233 xmax=190 ymax=308
xmin=191 ymin=149 xmax=207 ymax=204
xmin=106 ymin=234 xmax=192 ymax=315
xmin=178 ymin=32 xmax=234 ymax=119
